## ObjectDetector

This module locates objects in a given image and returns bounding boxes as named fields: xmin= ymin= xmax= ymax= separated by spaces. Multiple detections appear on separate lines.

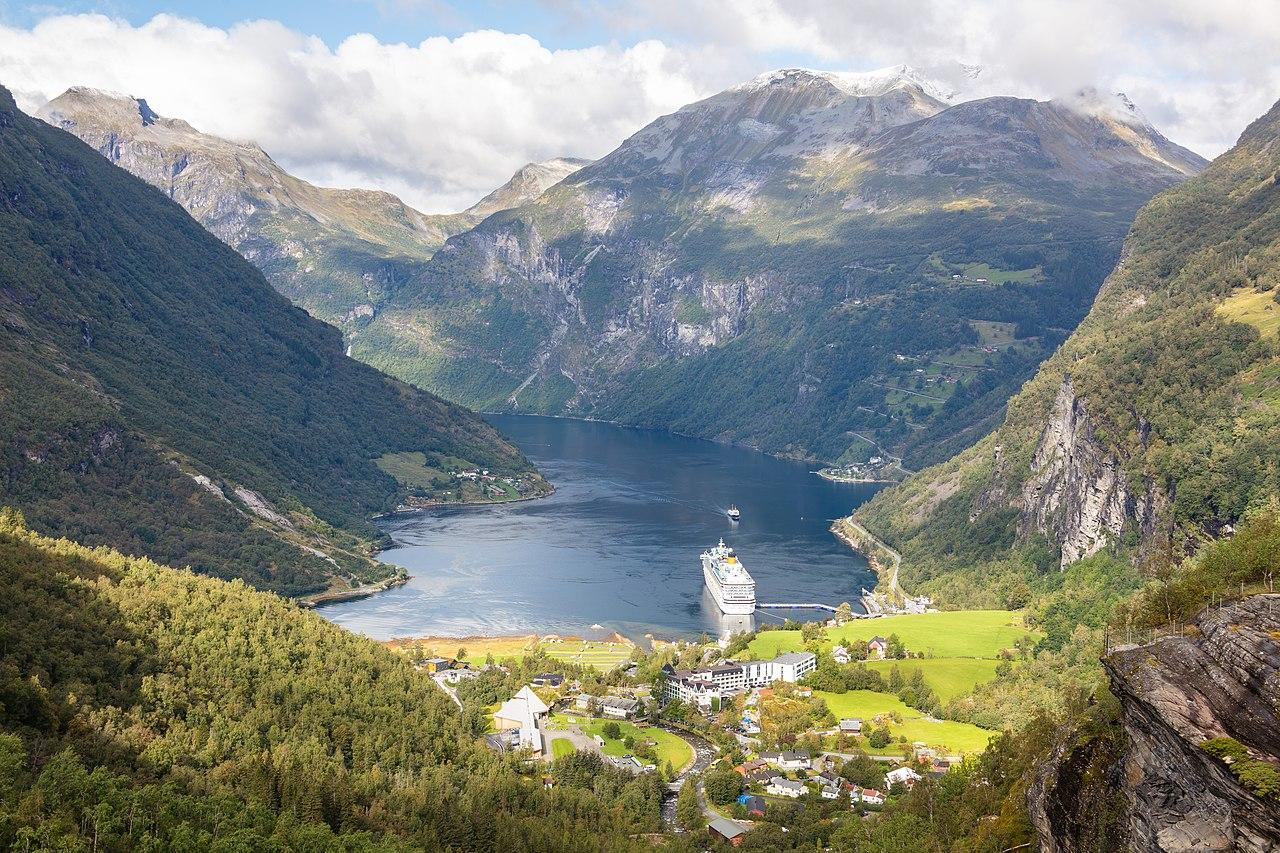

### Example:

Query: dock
xmin=756 ymin=602 xmax=838 ymax=613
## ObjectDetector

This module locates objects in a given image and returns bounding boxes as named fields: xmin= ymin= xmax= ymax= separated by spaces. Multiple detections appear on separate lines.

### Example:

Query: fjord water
xmin=321 ymin=415 xmax=883 ymax=640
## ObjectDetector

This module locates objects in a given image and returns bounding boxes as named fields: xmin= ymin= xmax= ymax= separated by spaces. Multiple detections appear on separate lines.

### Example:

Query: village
xmin=391 ymin=612 xmax=1016 ymax=846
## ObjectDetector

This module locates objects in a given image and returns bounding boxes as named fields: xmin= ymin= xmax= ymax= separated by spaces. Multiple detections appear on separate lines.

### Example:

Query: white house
xmin=831 ymin=645 xmax=851 ymax=664
xmin=839 ymin=717 xmax=864 ymax=734
xmin=855 ymin=788 xmax=885 ymax=806
xmin=493 ymin=685 xmax=550 ymax=753
xmin=885 ymin=766 xmax=922 ymax=789
xmin=766 ymin=777 xmax=805 ymax=799
xmin=821 ymin=785 xmax=840 ymax=800
xmin=661 ymin=651 xmax=817 ymax=707
xmin=778 ymin=750 xmax=811 ymax=771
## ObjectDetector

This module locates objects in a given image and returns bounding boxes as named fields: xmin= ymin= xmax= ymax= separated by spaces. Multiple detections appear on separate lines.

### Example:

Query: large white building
xmin=661 ymin=651 xmax=817 ymax=708
xmin=493 ymin=685 xmax=550 ymax=752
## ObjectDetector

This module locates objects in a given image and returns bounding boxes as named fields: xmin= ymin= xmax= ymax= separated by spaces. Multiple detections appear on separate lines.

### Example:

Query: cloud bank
xmin=1 ymin=2 xmax=1276 ymax=212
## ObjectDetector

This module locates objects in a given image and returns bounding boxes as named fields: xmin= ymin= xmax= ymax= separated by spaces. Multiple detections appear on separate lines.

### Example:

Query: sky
xmin=1 ymin=1 xmax=1278 ymax=212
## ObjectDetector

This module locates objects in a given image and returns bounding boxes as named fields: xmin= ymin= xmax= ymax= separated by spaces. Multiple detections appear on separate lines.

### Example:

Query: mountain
xmin=0 ymin=510 xmax=659 ymax=851
xmin=0 ymin=85 xmax=545 ymax=598
xmin=854 ymin=97 xmax=1280 ymax=606
xmin=36 ymin=88 xmax=589 ymax=328
xmin=351 ymin=66 xmax=1205 ymax=467
xmin=466 ymin=156 xmax=592 ymax=218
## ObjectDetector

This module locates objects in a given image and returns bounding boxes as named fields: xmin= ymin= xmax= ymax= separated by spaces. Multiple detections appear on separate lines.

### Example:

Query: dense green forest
xmin=0 ymin=85 xmax=543 ymax=596
xmin=0 ymin=509 xmax=658 ymax=851
xmin=855 ymin=96 xmax=1280 ymax=608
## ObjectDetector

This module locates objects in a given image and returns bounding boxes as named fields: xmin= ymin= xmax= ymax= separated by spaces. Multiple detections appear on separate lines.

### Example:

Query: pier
xmin=756 ymin=602 xmax=838 ymax=613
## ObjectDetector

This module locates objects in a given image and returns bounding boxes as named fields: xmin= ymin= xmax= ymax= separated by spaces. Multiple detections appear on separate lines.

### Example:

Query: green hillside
xmin=355 ymin=74 xmax=1203 ymax=469
xmin=0 ymin=86 xmax=545 ymax=597
xmin=0 ymin=509 xmax=659 ymax=851
xmin=855 ymin=97 xmax=1280 ymax=609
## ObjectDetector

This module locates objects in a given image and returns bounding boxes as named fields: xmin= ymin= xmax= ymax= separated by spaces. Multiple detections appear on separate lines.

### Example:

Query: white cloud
xmin=0 ymin=13 xmax=702 ymax=211
xmin=1 ymin=3 xmax=1277 ymax=212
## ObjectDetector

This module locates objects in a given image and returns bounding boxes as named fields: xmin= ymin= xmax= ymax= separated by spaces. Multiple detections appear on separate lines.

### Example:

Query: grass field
xmin=861 ymin=658 xmax=1004 ymax=702
xmin=551 ymin=714 xmax=693 ymax=770
xmin=815 ymin=690 xmax=995 ymax=755
xmin=961 ymin=262 xmax=1043 ymax=285
xmin=390 ymin=634 xmax=634 ymax=670
xmin=551 ymin=738 xmax=577 ymax=759
xmin=744 ymin=610 xmax=1035 ymax=661
xmin=1218 ymin=287 xmax=1280 ymax=338
xmin=970 ymin=320 xmax=1019 ymax=347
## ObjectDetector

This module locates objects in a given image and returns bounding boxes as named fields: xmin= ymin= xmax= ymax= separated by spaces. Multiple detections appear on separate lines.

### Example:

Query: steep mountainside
xmin=0 ymin=85 xmax=543 ymax=598
xmin=855 ymin=98 xmax=1280 ymax=604
xmin=37 ymin=88 xmax=588 ymax=327
xmin=355 ymin=66 xmax=1203 ymax=466
xmin=0 ymin=510 xmax=659 ymax=851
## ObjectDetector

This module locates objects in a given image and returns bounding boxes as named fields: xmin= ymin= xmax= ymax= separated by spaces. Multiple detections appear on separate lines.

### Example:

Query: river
xmin=320 ymin=415 xmax=884 ymax=640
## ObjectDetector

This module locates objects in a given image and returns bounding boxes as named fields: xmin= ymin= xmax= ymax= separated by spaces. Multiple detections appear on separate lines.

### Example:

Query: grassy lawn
xmin=1218 ymin=287 xmax=1280 ymax=338
xmin=815 ymin=690 xmax=994 ymax=755
xmin=861 ymin=658 xmax=1003 ymax=701
xmin=744 ymin=610 xmax=1036 ymax=661
xmin=551 ymin=738 xmax=577 ymax=759
xmin=969 ymin=320 xmax=1019 ymax=347
xmin=390 ymin=635 xmax=634 ymax=671
xmin=552 ymin=714 xmax=693 ymax=770
xmin=961 ymin=262 xmax=1043 ymax=285
xmin=375 ymin=451 xmax=453 ymax=489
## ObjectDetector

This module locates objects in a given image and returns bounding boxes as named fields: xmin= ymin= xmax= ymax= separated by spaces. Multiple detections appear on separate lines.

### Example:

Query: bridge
xmin=756 ymin=602 xmax=838 ymax=612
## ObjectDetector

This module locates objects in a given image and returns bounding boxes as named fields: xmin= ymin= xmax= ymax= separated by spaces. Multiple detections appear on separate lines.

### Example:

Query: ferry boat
xmin=726 ymin=505 xmax=741 ymax=521
xmin=701 ymin=539 xmax=756 ymax=615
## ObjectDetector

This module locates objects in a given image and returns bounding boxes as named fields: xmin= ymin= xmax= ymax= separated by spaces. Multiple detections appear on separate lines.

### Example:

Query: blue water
xmin=320 ymin=415 xmax=883 ymax=640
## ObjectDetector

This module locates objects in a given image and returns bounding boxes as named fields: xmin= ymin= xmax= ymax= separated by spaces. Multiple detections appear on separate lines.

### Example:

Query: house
xmin=885 ymin=766 xmax=922 ymax=790
xmin=493 ymin=686 xmax=550 ymax=752
xmin=660 ymin=652 xmax=817 ymax=707
xmin=574 ymin=694 xmax=597 ymax=711
xmin=708 ymin=817 xmax=748 ymax=846
xmin=736 ymin=759 xmax=768 ymax=777
xmin=867 ymin=637 xmax=889 ymax=660
xmin=420 ymin=657 xmax=452 ymax=674
xmin=855 ymin=788 xmax=885 ymax=806
xmin=766 ymin=777 xmax=805 ymax=799
xmin=821 ymin=785 xmax=840 ymax=800
xmin=442 ymin=668 xmax=477 ymax=684
xmin=600 ymin=696 xmax=640 ymax=719
xmin=831 ymin=645 xmax=851 ymax=664
xmin=778 ymin=750 xmax=811 ymax=771
xmin=814 ymin=772 xmax=840 ymax=789
xmin=745 ymin=768 xmax=775 ymax=786
xmin=531 ymin=673 xmax=564 ymax=688
xmin=795 ymin=686 xmax=813 ymax=698
xmin=839 ymin=717 xmax=864 ymax=734
xmin=736 ymin=794 xmax=766 ymax=817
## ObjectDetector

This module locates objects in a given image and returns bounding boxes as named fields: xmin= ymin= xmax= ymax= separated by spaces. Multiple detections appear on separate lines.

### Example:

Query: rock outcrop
xmin=1016 ymin=375 xmax=1168 ymax=566
xmin=1103 ymin=595 xmax=1280 ymax=851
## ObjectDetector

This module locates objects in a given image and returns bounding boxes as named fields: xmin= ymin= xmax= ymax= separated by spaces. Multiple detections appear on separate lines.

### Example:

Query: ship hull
xmin=702 ymin=559 xmax=756 ymax=615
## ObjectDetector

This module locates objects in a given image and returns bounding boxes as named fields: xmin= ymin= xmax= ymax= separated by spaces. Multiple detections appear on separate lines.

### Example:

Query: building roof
xmin=773 ymin=651 xmax=816 ymax=665
xmin=780 ymin=749 xmax=810 ymax=761
xmin=601 ymin=695 xmax=639 ymax=709
xmin=514 ymin=685 xmax=550 ymax=714
xmin=708 ymin=817 xmax=747 ymax=839
xmin=768 ymin=777 xmax=805 ymax=791
xmin=869 ymin=636 xmax=888 ymax=645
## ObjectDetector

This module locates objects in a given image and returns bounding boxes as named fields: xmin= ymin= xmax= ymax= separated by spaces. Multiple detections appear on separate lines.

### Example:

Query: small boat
xmin=726 ymin=505 xmax=741 ymax=521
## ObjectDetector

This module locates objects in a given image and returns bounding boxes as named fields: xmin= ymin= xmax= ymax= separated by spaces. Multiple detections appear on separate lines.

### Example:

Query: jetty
xmin=756 ymin=602 xmax=838 ymax=613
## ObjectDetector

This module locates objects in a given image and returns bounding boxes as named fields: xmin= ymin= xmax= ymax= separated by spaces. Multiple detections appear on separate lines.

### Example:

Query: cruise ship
xmin=701 ymin=539 xmax=757 ymax=615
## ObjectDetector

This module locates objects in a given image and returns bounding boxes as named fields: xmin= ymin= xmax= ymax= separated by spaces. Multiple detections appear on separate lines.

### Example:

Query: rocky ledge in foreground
xmin=1105 ymin=594 xmax=1280 ymax=852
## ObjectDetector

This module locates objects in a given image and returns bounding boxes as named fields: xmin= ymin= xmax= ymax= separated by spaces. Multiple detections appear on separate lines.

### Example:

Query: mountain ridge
xmin=352 ymin=68 xmax=1205 ymax=468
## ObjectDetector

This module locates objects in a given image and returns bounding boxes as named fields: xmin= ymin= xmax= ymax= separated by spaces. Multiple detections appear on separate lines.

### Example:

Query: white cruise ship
xmin=701 ymin=539 xmax=757 ymax=615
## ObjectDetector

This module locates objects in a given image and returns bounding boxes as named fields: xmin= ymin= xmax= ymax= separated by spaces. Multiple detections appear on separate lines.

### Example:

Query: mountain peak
xmin=43 ymin=86 xmax=173 ymax=133
xmin=733 ymin=65 xmax=959 ymax=103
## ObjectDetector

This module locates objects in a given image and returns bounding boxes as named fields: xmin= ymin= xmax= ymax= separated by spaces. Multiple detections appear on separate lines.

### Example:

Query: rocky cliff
xmin=1039 ymin=595 xmax=1280 ymax=852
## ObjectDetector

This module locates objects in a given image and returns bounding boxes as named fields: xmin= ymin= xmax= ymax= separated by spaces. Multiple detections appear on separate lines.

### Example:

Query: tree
xmin=703 ymin=765 xmax=743 ymax=805
xmin=456 ymin=647 xmax=468 ymax=661
xmin=601 ymin=721 xmax=622 ymax=740
xmin=677 ymin=777 xmax=704 ymax=831
xmin=868 ymin=726 xmax=892 ymax=749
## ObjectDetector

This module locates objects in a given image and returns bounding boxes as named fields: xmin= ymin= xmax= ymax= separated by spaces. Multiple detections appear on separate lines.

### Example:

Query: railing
xmin=757 ymin=603 xmax=838 ymax=612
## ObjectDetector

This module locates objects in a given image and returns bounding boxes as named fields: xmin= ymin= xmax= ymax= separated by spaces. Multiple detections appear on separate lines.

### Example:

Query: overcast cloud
xmin=1 ymin=1 xmax=1277 ymax=212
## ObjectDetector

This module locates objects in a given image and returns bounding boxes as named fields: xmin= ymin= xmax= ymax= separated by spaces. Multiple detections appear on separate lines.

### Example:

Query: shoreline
xmin=813 ymin=470 xmax=898 ymax=485
xmin=376 ymin=484 xmax=555 ymax=518
xmin=829 ymin=515 xmax=903 ymax=601
xmin=300 ymin=572 xmax=410 ymax=609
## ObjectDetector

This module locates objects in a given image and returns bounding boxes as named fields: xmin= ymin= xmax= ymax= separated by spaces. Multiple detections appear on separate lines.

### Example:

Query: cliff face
xmin=1012 ymin=375 xmax=1169 ymax=566
xmin=1102 ymin=595 xmax=1280 ymax=851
